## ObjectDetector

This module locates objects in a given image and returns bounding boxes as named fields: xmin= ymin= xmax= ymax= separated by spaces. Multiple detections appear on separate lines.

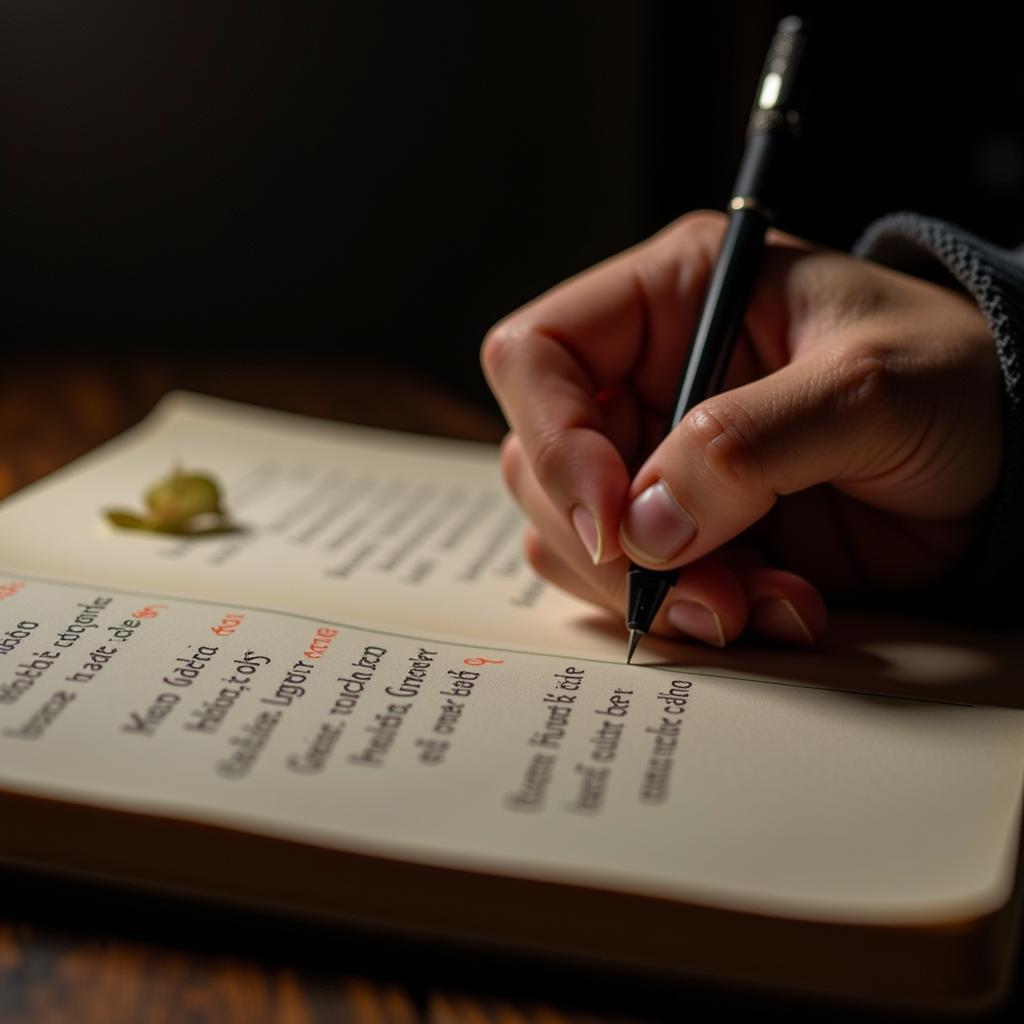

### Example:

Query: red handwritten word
xmin=0 ymin=581 xmax=25 ymax=601
xmin=464 ymin=656 xmax=503 ymax=667
xmin=305 ymin=627 xmax=339 ymax=660
xmin=132 ymin=602 xmax=167 ymax=618
xmin=211 ymin=612 xmax=245 ymax=636
xmin=131 ymin=604 xmax=167 ymax=620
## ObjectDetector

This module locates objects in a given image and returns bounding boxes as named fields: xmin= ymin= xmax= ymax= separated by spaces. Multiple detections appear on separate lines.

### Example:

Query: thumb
xmin=618 ymin=340 xmax=913 ymax=568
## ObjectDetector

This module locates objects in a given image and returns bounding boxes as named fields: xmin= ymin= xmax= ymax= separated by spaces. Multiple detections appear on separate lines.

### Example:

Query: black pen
xmin=625 ymin=16 xmax=808 ymax=664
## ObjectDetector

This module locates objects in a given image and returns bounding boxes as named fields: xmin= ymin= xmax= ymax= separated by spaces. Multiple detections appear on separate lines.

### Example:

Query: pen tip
xmin=626 ymin=629 xmax=642 ymax=665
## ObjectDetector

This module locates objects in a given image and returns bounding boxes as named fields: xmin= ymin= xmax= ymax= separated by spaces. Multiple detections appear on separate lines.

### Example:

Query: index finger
xmin=481 ymin=210 xmax=728 ymax=564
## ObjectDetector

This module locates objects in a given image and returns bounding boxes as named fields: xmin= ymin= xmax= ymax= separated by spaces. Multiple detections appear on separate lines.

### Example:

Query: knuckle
xmin=481 ymin=319 xmax=524 ymax=383
xmin=530 ymin=427 xmax=571 ymax=490
xmin=683 ymin=397 xmax=764 ymax=488
xmin=792 ymin=254 xmax=889 ymax=324
xmin=499 ymin=433 xmax=523 ymax=495
xmin=828 ymin=341 xmax=904 ymax=415
xmin=663 ymin=209 xmax=728 ymax=254
xmin=678 ymin=208 xmax=728 ymax=239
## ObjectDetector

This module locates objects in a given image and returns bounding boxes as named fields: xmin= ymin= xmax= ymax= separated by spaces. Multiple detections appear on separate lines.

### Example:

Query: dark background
xmin=2 ymin=0 xmax=1023 ymax=410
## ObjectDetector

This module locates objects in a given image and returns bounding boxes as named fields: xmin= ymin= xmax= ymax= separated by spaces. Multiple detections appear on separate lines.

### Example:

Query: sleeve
xmin=853 ymin=213 xmax=1024 ymax=618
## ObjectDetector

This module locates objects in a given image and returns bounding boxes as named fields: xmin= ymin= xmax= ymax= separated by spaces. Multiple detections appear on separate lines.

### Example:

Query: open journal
xmin=0 ymin=392 xmax=1022 ymax=1012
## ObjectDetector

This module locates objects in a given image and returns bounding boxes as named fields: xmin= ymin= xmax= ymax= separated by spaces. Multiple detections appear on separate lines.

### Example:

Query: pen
xmin=625 ymin=15 xmax=808 ymax=664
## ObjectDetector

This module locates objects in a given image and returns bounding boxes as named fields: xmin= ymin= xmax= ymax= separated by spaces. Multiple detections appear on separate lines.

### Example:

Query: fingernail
xmin=620 ymin=480 xmax=697 ymax=563
xmin=752 ymin=598 xmax=817 ymax=645
xmin=571 ymin=504 xmax=603 ymax=565
xmin=667 ymin=600 xmax=725 ymax=647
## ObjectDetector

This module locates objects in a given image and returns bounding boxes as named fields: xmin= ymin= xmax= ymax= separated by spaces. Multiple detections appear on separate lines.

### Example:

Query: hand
xmin=482 ymin=211 xmax=1001 ymax=646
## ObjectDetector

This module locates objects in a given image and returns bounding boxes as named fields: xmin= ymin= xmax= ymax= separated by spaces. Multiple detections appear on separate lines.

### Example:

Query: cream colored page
xmin=1 ymin=575 xmax=1022 ymax=926
xmin=0 ymin=392 xmax=624 ymax=660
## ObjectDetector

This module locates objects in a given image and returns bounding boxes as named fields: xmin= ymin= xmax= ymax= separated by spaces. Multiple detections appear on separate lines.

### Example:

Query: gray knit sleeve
xmin=853 ymin=214 xmax=1024 ymax=610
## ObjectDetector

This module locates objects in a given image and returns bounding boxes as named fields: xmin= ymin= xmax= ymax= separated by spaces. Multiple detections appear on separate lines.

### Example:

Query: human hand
xmin=482 ymin=212 xmax=1001 ymax=646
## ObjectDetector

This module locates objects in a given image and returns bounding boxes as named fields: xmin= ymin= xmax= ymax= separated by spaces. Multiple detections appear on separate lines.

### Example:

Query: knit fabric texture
xmin=854 ymin=213 xmax=1024 ymax=612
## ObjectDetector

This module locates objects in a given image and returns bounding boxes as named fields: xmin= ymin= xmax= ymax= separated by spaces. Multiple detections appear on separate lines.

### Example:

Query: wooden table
xmin=1 ymin=360 xmax=1021 ymax=1023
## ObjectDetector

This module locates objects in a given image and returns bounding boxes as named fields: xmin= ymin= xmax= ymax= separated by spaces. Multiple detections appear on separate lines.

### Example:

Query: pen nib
xmin=626 ymin=629 xmax=642 ymax=665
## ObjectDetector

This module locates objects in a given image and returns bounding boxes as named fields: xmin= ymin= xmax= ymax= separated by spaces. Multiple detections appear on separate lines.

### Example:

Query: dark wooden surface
xmin=0 ymin=357 xmax=508 ymax=491
xmin=1 ymin=359 xmax=1021 ymax=1024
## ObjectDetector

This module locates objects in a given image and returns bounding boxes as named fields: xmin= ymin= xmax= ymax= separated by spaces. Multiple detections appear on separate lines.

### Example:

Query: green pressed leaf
xmin=104 ymin=467 xmax=231 ymax=536
xmin=105 ymin=510 xmax=154 ymax=531
xmin=145 ymin=468 xmax=223 ymax=528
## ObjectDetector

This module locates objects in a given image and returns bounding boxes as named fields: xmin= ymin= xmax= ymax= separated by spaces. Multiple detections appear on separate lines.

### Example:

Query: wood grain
xmin=0 ymin=358 xmax=505 ymax=500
